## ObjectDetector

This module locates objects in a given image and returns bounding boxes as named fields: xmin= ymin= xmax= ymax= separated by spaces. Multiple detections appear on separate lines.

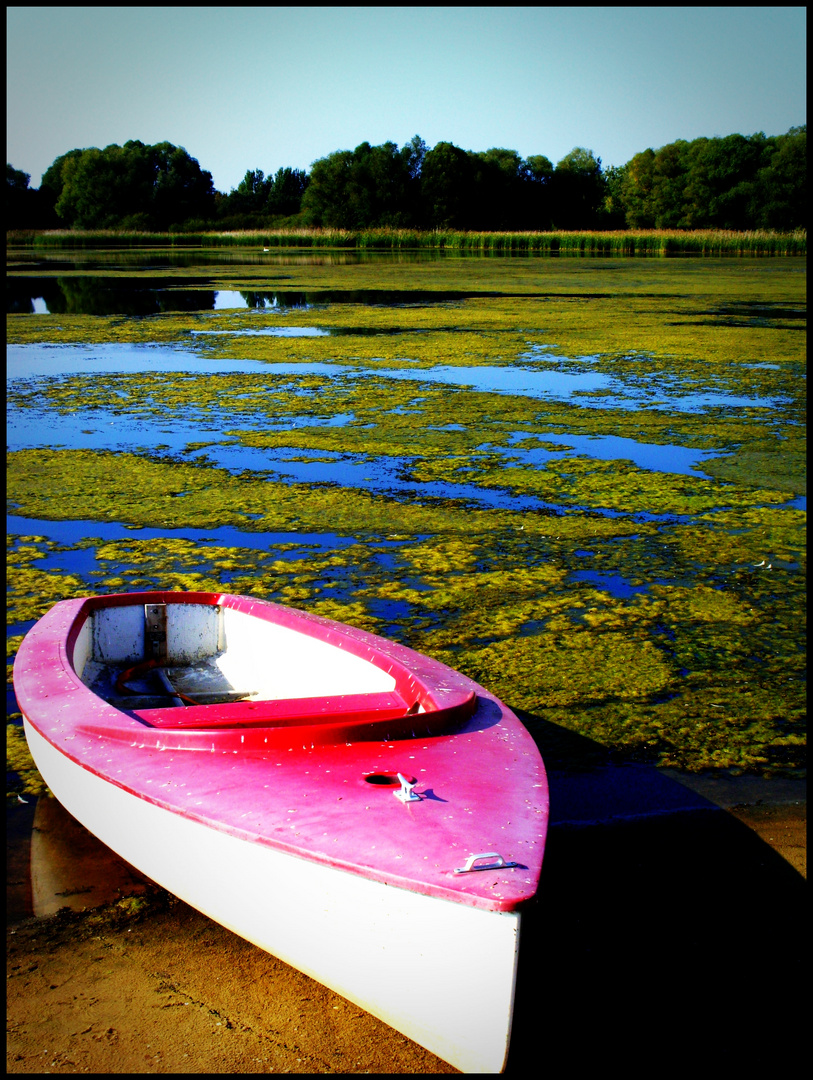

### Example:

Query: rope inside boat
xmin=115 ymin=659 xmax=200 ymax=705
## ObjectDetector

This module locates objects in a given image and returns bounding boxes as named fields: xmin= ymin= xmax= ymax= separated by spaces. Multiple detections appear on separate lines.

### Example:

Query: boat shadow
xmin=507 ymin=711 xmax=807 ymax=1071
xmin=7 ymin=794 xmax=151 ymax=922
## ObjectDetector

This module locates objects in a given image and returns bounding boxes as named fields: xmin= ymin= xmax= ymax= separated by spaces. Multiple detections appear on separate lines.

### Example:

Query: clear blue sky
xmin=7 ymin=6 xmax=806 ymax=193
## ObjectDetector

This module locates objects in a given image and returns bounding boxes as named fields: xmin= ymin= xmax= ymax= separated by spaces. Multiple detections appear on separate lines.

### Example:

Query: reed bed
xmin=6 ymin=228 xmax=807 ymax=256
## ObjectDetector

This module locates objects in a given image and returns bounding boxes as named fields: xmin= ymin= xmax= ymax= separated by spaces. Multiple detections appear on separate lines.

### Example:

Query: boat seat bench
xmin=133 ymin=690 xmax=418 ymax=730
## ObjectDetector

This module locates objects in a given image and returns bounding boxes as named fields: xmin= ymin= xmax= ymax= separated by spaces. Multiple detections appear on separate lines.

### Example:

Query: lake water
xmin=7 ymin=343 xmax=785 ymax=414
xmin=7 ymin=251 xmax=807 ymax=792
xmin=8 ymin=277 xmax=540 ymax=316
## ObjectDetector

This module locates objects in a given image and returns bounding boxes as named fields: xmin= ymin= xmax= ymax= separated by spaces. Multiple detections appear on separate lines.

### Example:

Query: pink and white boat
xmin=14 ymin=591 xmax=549 ymax=1072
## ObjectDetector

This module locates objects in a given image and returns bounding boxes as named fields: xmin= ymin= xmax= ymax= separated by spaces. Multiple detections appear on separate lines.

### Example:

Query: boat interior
xmin=71 ymin=600 xmax=447 ymax=734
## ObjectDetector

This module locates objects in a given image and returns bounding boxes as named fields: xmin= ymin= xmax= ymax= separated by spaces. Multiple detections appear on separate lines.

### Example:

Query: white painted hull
xmin=25 ymin=720 xmax=520 ymax=1073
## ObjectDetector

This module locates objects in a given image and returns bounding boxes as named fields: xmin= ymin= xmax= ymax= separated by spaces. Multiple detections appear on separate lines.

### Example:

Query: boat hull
xmin=15 ymin=592 xmax=548 ymax=1072
xmin=25 ymin=719 xmax=520 ymax=1073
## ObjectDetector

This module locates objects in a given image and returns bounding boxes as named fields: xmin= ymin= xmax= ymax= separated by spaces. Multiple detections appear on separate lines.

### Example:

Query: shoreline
xmin=6 ymin=767 xmax=805 ymax=1073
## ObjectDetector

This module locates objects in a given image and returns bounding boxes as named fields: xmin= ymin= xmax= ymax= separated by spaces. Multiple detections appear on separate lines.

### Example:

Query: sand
xmin=6 ymin=779 xmax=806 ymax=1074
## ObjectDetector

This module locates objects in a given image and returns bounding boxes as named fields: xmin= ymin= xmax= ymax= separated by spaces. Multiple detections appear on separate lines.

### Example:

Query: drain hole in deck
xmin=364 ymin=772 xmax=414 ymax=786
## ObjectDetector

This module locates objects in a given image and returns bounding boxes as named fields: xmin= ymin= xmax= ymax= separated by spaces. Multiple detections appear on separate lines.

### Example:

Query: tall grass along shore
xmin=6 ymin=228 xmax=807 ymax=256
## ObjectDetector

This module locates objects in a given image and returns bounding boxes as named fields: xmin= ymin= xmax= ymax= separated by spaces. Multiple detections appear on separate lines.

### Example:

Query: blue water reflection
xmin=569 ymin=571 xmax=649 ymax=598
xmin=6 ymin=342 xmax=271 ymax=378
xmin=191 ymin=326 xmax=330 ymax=337
xmin=5 ymin=514 xmax=364 ymax=552
xmin=366 ymin=363 xmax=786 ymax=412
xmin=7 ymin=380 xmax=719 ymax=488
xmin=505 ymin=430 xmax=718 ymax=477
xmin=7 ymin=344 xmax=788 ymax=415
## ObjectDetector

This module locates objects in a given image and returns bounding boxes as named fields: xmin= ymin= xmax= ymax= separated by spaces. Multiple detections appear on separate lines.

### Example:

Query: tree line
xmin=7 ymin=127 xmax=805 ymax=234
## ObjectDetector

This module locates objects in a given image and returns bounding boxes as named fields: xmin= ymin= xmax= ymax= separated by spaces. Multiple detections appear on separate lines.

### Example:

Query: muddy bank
xmin=7 ymin=891 xmax=453 ymax=1074
xmin=6 ymin=776 xmax=806 ymax=1074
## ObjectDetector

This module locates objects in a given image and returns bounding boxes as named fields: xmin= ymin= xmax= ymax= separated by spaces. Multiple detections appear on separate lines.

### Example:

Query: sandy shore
xmin=7 ymin=771 xmax=806 ymax=1074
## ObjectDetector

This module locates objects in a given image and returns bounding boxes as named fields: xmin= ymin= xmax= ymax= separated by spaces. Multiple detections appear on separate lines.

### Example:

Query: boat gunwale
xmin=33 ymin=589 xmax=478 ymax=739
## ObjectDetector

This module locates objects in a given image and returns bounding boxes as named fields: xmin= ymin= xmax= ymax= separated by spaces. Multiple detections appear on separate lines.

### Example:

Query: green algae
xmin=7 ymin=356 xmax=801 ymax=505
xmin=7 ymin=566 xmax=89 ymax=625
xmin=701 ymin=445 xmax=806 ymax=495
xmin=456 ymin=633 xmax=675 ymax=709
xmin=7 ymin=448 xmax=647 ymax=540
xmin=8 ymin=251 xmax=805 ymax=302
xmin=390 ymin=524 xmax=805 ymax=774
xmin=407 ymin=454 xmax=793 ymax=515
xmin=6 ymin=516 xmax=805 ymax=774
xmin=6 ymin=723 xmax=49 ymax=799
xmin=8 ymin=364 xmax=803 ymax=540
xmin=87 ymin=536 xmax=392 ymax=630
xmin=7 ymin=534 xmax=91 ymax=624
xmin=396 ymin=545 xmax=804 ymax=773
xmin=7 ymin=255 xmax=806 ymax=780
xmin=8 ymin=259 xmax=805 ymax=403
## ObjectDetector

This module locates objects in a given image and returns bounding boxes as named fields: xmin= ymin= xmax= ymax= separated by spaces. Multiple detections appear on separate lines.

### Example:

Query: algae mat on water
xmin=7 ymin=254 xmax=806 ymax=781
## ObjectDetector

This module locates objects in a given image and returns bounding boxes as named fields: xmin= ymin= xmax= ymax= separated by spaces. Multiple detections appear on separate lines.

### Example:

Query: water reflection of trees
xmin=238 ymin=291 xmax=310 ymax=310
xmin=8 ymin=277 xmax=564 ymax=315
xmin=6 ymin=277 xmax=217 ymax=316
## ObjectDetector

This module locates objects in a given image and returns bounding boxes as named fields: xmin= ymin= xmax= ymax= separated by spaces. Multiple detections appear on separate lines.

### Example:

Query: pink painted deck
xmin=14 ymin=592 xmax=549 ymax=913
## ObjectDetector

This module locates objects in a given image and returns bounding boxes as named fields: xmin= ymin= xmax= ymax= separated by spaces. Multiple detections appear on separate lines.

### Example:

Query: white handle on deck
xmin=454 ymin=852 xmax=519 ymax=874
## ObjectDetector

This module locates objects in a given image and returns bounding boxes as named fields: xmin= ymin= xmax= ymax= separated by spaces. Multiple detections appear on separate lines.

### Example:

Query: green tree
xmin=7 ymin=163 xmax=37 ymax=228
xmin=680 ymin=133 xmax=765 ymax=228
xmin=51 ymin=141 xmax=213 ymax=228
xmin=616 ymin=128 xmax=805 ymax=230
xmin=7 ymin=163 xmax=30 ymax=192
xmin=55 ymin=142 xmax=150 ymax=227
xmin=347 ymin=141 xmax=413 ymax=227
xmin=302 ymin=140 xmax=415 ymax=228
xmin=39 ymin=149 xmax=84 ymax=223
xmin=151 ymin=141 xmax=216 ymax=228
xmin=471 ymin=148 xmax=530 ymax=229
xmin=420 ymin=141 xmax=475 ymax=228
xmin=598 ymin=164 xmax=627 ymax=228
xmin=301 ymin=148 xmax=356 ymax=227
xmin=33 ymin=126 xmax=805 ymax=234
xmin=618 ymin=148 xmax=656 ymax=227
xmin=752 ymin=126 xmax=806 ymax=229
xmin=402 ymin=135 xmax=427 ymax=181
xmin=551 ymin=147 xmax=606 ymax=228
xmin=266 ymin=167 xmax=309 ymax=218
xmin=650 ymin=141 xmax=691 ymax=227
xmin=522 ymin=154 xmax=556 ymax=229
xmin=216 ymin=168 xmax=271 ymax=225
xmin=230 ymin=168 xmax=271 ymax=216
xmin=397 ymin=135 xmax=427 ymax=224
